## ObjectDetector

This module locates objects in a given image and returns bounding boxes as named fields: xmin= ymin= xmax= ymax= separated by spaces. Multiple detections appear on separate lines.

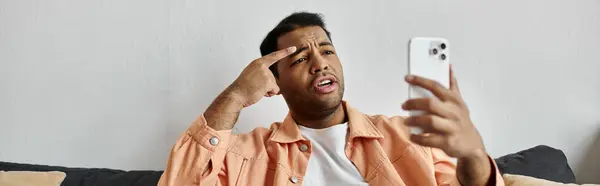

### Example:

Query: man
xmin=159 ymin=12 xmax=504 ymax=186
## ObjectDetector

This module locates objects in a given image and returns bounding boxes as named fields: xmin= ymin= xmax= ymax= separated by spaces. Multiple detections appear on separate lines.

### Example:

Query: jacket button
xmin=209 ymin=137 xmax=219 ymax=146
xmin=299 ymin=144 xmax=308 ymax=152
xmin=290 ymin=176 xmax=298 ymax=183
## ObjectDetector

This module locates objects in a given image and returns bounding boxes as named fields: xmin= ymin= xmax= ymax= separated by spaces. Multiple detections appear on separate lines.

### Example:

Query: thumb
xmin=449 ymin=64 xmax=461 ymax=93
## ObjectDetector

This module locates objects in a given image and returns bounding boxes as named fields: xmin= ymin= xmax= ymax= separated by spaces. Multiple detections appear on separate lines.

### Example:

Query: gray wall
xmin=1 ymin=0 xmax=599 ymax=183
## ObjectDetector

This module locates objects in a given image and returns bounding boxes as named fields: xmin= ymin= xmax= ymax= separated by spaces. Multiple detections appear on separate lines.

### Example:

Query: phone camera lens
xmin=440 ymin=43 xmax=447 ymax=50
xmin=431 ymin=48 xmax=438 ymax=55
xmin=440 ymin=54 xmax=447 ymax=60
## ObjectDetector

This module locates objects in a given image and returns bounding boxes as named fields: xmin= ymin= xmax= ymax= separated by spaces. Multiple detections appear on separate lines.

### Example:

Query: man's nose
xmin=310 ymin=55 xmax=329 ymax=74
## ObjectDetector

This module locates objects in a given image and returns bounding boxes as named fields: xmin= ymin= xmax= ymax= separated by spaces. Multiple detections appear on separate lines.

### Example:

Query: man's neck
xmin=291 ymin=103 xmax=347 ymax=129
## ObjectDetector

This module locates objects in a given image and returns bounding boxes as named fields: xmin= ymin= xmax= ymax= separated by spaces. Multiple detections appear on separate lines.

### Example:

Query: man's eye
xmin=292 ymin=58 xmax=306 ymax=65
xmin=324 ymin=50 xmax=335 ymax=55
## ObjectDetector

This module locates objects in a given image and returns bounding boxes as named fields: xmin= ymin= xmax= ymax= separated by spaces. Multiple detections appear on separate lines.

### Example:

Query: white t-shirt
xmin=298 ymin=123 xmax=369 ymax=186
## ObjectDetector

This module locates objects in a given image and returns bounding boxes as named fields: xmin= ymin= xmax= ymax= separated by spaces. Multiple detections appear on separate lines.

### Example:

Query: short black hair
xmin=260 ymin=12 xmax=332 ymax=78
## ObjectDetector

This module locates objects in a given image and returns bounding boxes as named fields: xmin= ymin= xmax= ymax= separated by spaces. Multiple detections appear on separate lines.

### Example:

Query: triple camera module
xmin=430 ymin=43 xmax=447 ymax=60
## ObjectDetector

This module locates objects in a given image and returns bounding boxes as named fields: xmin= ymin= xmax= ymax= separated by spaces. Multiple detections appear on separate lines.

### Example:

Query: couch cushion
xmin=0 ymin=171 xmax=66 ymax=186
xmin=503 ymin=174 xmax=598 ymax=186
xmin=0 ymin=161 xmax=163 ymax=186
xmin=495 ymin=145 xmax=576 ymax=183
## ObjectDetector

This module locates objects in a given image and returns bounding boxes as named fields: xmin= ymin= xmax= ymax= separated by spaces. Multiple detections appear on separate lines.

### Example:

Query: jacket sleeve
xmin=431 ymin=148 xmax=505 ymax=186
xmin=158 ymin=115 xmax=233 ymax=186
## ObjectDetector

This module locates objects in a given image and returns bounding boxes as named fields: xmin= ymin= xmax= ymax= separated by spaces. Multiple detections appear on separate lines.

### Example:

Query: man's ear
xmin=272 ymin=62 xmax=282 ymax=86
xmin=274 ymin=76 xmax=281 ymax=86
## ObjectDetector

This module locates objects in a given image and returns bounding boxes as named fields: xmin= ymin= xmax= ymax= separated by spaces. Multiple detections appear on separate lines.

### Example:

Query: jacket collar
xmin=269 ymin=101 xmax=384 ymax=143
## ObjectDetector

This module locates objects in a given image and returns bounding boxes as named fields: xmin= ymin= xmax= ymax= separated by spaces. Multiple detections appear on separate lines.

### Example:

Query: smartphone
xmin=408 ymin=37 xmax=450 ymax=134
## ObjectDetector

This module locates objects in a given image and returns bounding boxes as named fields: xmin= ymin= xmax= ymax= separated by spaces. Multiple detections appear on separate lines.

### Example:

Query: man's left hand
xmin=402 ymin=66 xmax=486 ymax=159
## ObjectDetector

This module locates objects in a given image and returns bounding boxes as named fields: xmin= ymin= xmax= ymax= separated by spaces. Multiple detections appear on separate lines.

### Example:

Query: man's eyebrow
xmin=290 ymin=46 xmax=308 ymax=58
xmin=319 ymin=41 xmax=333 ymax=47
xmin=289 ymin=41 xmax=334 ymax=58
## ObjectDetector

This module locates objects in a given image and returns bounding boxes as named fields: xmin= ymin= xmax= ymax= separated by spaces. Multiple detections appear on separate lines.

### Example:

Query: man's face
xmin=276 ymin=26 xmax=344 ymax=114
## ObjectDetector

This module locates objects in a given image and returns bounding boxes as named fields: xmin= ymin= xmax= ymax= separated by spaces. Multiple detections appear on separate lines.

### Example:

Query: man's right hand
xmin=204 ymin=46 xmax=297 ymax=130
xmin=227 ymin=46 xmax=297 ymax=107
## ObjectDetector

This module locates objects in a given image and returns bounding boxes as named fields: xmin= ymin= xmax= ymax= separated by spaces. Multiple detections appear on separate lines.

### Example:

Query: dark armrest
xmin=494 ymin=145 xmax=576 ymax=183
xmin=0 ymin=161 xmax=163 ymax=186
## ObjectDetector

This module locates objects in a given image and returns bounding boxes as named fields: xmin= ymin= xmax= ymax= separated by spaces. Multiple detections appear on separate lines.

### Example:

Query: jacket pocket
xmin=235 ymin=158 xmax=248 ymax=186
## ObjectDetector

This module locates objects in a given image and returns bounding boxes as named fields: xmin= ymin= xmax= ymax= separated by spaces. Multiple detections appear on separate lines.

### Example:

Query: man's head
xmin=260 ymin=12 xmax=344 ymax=117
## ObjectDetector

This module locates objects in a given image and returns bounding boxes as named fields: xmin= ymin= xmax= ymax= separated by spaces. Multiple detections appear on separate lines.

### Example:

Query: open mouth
xmin=317 ymin=79 xmax=333 ymax=87
xmin=312 ymin=75 xmax=337 ymax=94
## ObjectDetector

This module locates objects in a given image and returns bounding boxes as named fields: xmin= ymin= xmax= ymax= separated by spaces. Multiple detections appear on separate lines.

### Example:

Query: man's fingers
xmin=410 ymin=133 xmax=446 ymax=149
xmin=402 ymin=98 xmax=456 ymax=118
xmin=449 ymin=65 xmax=460 ymax=94
xmin=405 ymin=75 xmax=458 ymax=102
xmin=266 ymin=84 xmax=280 ymax=97
xmin=405 ymin=115 xmax=455 ymax=134
xmin=260 ymin=46 xmax=297 ymax=66
xmin=265 ymin=92 xmax=279 ymax=97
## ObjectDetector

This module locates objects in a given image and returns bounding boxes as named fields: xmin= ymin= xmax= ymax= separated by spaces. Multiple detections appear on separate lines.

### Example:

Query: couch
xmin=0 ymin=145 xmax=576 ymax=186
